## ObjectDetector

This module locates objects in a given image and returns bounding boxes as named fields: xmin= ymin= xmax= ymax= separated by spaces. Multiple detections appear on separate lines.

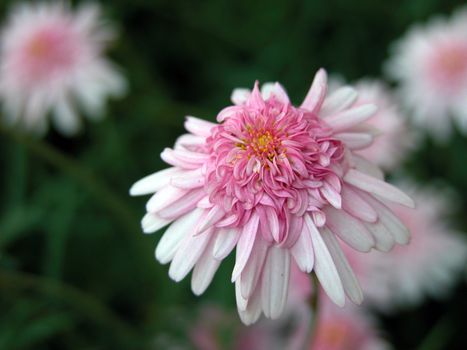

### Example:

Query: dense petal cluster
xmin=386 ymin=7 xmax=467 ymax=140
xmin=0 ymin=2 xmax=126 ymax=135
xmin=345 ymin=183 xmax=467 ymax=310
xmin=131 ymin=69 xmax=414 ymax=324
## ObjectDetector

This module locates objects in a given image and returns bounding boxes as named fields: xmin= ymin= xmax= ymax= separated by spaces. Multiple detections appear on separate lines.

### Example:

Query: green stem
xmin=0 ymin=269 xmax=141 ymax=346
xmin=417 ymin=313 xmax=454 ymax=350
xmin=304 ymin=273 xmax=320 ymax=350
xmin=0 ymin=124 xmax=155 ymax=277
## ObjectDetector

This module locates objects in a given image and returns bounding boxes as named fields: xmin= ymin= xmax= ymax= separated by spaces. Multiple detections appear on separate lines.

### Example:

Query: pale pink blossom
xmin=346 ymin=183 xmax=467 ymax=310
xmin=0 ymin=2 xmax=126 ymax=135
xmin=130 ymin=69 xmax=414 ymax=324
xmin=191 ymin=265 xmax=389 ymax=350
xmin=386 ymin=7 xmax=467 ymax=140
xmin=351 ymin=80 xmax=413 ymax=170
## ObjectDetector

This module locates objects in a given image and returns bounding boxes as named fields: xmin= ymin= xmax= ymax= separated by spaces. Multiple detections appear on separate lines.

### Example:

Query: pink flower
xmin=0 ymin=2 xmax=126 ymax=135
xmin=346 ymin=183 xmax=467 ymax=310
xmin=386 ymin=7 xmax=467 ymax=140
xmin=343 ymin=79 xmax=413 ymax=170
xmin=191 ymin=265 xmax=389 ymax=350
xmin=130 ymin=69 xmax=414 ymax=324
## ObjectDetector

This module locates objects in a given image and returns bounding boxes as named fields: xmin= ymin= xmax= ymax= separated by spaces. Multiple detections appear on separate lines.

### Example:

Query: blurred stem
xmin=0 ymin=124 xmax=155 ymax=277
xmin=0 ymin=269 xmax=142 ymax=347
xmin=303 ymin=273 xmax=320 ymax=350
xmin=417 ymin=313 xmax=454 ymax=350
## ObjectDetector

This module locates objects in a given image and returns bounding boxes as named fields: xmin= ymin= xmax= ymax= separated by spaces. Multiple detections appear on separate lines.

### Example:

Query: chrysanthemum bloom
xmin=330 ymin=79 xmax=413 ymax=170
xmin=386 ymin=7 xmax=467 ymax=140
xmin=0 ymin=2 xmax=127 ymax=135
xmin=344 ymin=183 xmax=467 ymax=310
xmin=130 ymin=69 xmax=414 ymax=324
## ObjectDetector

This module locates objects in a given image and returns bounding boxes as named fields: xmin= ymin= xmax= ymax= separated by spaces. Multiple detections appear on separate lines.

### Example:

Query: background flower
xmin=0 ymin=2 xmax=126 ymax=135
xmin=386 ymin=6 xmax=467 ymax=141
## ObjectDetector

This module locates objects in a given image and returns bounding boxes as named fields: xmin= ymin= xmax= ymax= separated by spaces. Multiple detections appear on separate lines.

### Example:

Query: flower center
xmin=242 ymin=127 xmax=282 ymax=161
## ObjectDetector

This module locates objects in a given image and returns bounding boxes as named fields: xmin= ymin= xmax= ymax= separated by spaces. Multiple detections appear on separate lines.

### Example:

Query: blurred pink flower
xmin=0 ymin=2 xmax=126 ymax=135
xmin=191 ymin=265 xmax=389 ymax=350
xmin=346 ymin=183 xmax=467 ymax=310
xmin=386 ymin=7 xmax=467 ymax=140
xmin=352 ymin=80 xmax=413 ymax=170
xmin=130 ymin=69 xmax=414 ymax=325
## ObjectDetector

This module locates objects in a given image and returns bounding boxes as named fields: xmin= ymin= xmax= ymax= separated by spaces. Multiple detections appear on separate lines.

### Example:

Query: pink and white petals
xmin=130 ymin=68 xmax=414 ymax=324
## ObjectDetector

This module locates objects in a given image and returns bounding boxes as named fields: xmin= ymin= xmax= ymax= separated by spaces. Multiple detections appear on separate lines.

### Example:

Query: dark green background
xmin=0 ymin=0 xmax=466 ymax=349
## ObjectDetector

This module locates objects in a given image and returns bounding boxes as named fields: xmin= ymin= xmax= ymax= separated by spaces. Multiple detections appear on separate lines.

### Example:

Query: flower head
xmin=130 ymin=69 xmax=414 ymax=325
xmin=345 ymin=183 xmax=467 ymax=310
xmin=0 ymin=2 xmax=127 ymax=135
xmin=386 ymin=7 xmax=467 ymax=140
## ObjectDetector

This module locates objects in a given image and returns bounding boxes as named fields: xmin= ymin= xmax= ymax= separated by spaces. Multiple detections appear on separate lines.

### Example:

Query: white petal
xmin=341 ymin=185 xmax=378 ymax=223
xmin=141 ymin=213 xmax=170 ymax=234
xmin=231 ymin=212 xmax=260 ymax=282
xmin=352 ymin=155 xmax=384 ymax=180
xmin=344 ymin=169 xmax=415 ymax=208
xmin=157 ymin=188 xmax=206 ymax=220
xmin=168 ymin=227 xmax=213 ymax=282
xmin=325 ymin=207 xmax=375 ymax=252
xmin=321 ymin=227 xmax=363 ymax=304
xmin=184 ymin=116 xmax=216 ymax=137
xmin=191 ymin=238 xmax=221 ymax=295
xmin=155 ymin=208 xmax=203 ymax=264
xmin=195 ymin=205 xmax=225 ymax=234
xmin=130 ymin=167 xmax=179 ymax=196
xmin=146 ymin=186 xmax=188 ymax=213
xmin=290 ymin=222 xmax=315 ymax=273
xmin=213 ymin=228 xmax=240 ymax=260
xmin=231 ymin=88 xmax=251 ymax=105
xmin=305 ymin=214 xmax=345 ymax=306
xmin=237 ymin=283 xmax=262 ymax=325
xmin=364 ymin=220 xmax=395 ymax=252
xmin=321 ymin=86 xmax=358 ymax=117
xmin=335 ymin=132 xmax=374 ymax=150
xmin=301 ymin=68 xmax=327 ymax=113
xmin=261 ymin=247 xmax=291 ymax=319
xmin=170 ymin=168 xmax=205 ymax=189
xmin=325 ymin=104 xmax=377 ymax=133
xmin=240 ymin=237 xmax=268 ymax=299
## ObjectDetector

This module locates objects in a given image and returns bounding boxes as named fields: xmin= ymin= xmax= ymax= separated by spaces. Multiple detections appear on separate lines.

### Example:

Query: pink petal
xmin=320 ymin=86 xmax=358 ymax=117
xmin=301 ymin=68 xmax=327 ymax=113
xmin=240 ymin=237 xmax=268 ymax=299
xmin=341 ymin=185 xmax=378 ymax=223
xmin=325 ymin=104 xmax=377 ymax=133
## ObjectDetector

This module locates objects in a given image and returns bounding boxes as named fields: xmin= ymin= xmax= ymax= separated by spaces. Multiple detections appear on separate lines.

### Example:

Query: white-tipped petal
xmin=130 ymin=167 xmax=179 ymax=196
xmin=191 ymin=237 xmax=221 ymax=295
xmin=141 ymin=213 xmax=170 ymax=234
xmin=325 ymin=104 xmax=377 ymax=132
xmin=232 ymin=212 xmax=260 ymax=282
xmin=213 ymin=228 xmax=240 ymax=260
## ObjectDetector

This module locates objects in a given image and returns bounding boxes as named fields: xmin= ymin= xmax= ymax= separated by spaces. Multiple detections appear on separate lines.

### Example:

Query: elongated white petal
xmin=141 ymin=213 xmax=170 ymax=234
xmin=240 ymin=237 xmax=268 ymax=299
xmin=237 ymin=282 xmax=262 ymax=325
xmin=344 ymin=169 xmax=415 ymax=208
xmin=155 ymin=208 xmax=203 ymax=264
xmin=325 ymin=207 xmax=375 ymax=252
xmin=363 ymin=194 xmax=411 ymax=245
xmin=235 ymin=278 xmax=248 ymax=311
xmin=232 ymin=212 xmax=260 ymax=281
xmin=306 ymin=214 xmax=345 ymax=306
xmin=130 ymin=167 xmax=179 ymax=196
xmin=261 ymin=247 xmax=290 ymax=319
xmin=213 ymin=228 xmax=240 ymax=259
xmin=321 ymin=86 xmax=358 ymax=117
xmin=352 ymin=155 xmax=384 ymax=180
xmin=335 ymin=132 xmax=374 ymax=150
xmin=170 ymin=168 xmax=205 ymax=189
xmin=341 ymin=185 xmax=378 ymax=223
xmin=325 ymin=104 xmax=377 ymax=133
xmin=191 ymin=238 xmax=221 ymax=295
xmin=146 ymin=186 xmax=188 ymax=213
xmin=174 ymin=134 xmax=206 ymax=148
xmin=168 ymin=227 xmax=213 ymax=282
xmin=196 ymin=205 xmax=225 ymax=234
xmin=320 ymin=182 xmax=342 ymax=209
xmin=321 ymin=227 xmax=363 ymax=304
xmin=157 ymin=188 xmax=205 ymax=220
xmin=290 ymin=222 xmax=314 ymax=273
xmin=301 ymin=68 xmax=327 ymax=113
xmin=364 ymin=220 xmax=395 ymax=252
xmin=184 ymin=116 xmax=216 ymax=137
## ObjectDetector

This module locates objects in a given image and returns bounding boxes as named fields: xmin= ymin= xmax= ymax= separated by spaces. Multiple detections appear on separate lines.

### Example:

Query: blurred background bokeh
xmin=0 ymin=0 xmax=466 ymax=349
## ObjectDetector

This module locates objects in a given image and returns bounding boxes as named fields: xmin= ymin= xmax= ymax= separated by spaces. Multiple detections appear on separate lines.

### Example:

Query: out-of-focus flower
xmin=0 ymin=2 xmax=127 ymax=135
xmin=346 ymin=183 xmax=467 ymax=310
xmin=191 ymin=265 xmax=389 ymax=350
xmin=130 ymin=69 xmax=414 ymax=325
xmin=386 ymin=7 xmax=467 ymax=140
xmin=352 ymin=80 xmax=413 ymax=170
